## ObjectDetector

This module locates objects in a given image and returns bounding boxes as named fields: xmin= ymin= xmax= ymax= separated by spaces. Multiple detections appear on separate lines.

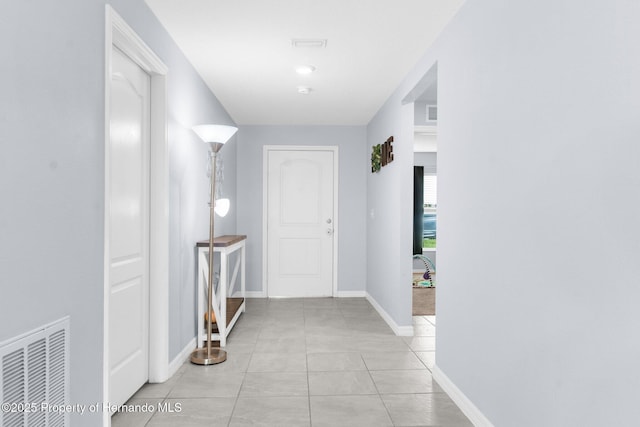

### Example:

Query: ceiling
xmin=145 ymin=0 xmax=464 ymax=126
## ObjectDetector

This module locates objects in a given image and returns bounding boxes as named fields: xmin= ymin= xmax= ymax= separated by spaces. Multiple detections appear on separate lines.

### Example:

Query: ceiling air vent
xmin=426 ymin=105 xmax=438 ymax=123
xmin=291 ymin=39 xmax=327 ymax=48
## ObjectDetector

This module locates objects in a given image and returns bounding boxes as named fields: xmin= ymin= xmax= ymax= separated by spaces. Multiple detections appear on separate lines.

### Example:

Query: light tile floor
xmin=112 ymin=298 xmax=472 ymax=426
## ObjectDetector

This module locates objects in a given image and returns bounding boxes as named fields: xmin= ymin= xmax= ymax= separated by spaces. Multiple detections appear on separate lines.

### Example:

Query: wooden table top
xmin=197 ymin=235 xmax=247 ymax=248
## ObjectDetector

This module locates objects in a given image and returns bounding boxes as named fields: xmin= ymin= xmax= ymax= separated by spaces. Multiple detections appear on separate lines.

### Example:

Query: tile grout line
xmin=303 ymin=298 xmax=314 ymax=427
xmin=226 ymin=315 xmax=263 ymax=427
xmin=116 ymin=301 xmax=456 ymax=426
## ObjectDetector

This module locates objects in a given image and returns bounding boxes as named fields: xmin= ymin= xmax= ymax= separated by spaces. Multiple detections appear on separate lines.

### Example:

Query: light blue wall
xmin=111 ymin=1 xmax=239 ymax=363
xmin=236 ymin=126 xmax=367 ymax=296
xmin=372 ymin=0 xmax=640 ymax=425
xmin=0 ymin=1 xmax=234 ymax=423
xmin=414 ymin=102 xmax=437 ymax=126
xmin=366 ymin=101 xmax=415 ymax=329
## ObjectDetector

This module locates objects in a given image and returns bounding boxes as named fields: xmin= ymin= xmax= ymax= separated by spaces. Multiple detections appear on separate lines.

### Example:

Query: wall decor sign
xmin=371 ymin=136 xmax=394 ymax=173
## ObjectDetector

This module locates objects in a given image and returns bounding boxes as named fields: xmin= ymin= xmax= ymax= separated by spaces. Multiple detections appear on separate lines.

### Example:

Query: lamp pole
xmin=190 ymin=131 xmax=233 ymax=365
xmin=190 ymin=124 xmax=237 ymax=365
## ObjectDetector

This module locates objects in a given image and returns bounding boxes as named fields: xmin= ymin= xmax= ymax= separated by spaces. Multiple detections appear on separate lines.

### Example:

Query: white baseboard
xmin=167 ymin=337 xmax=196 ymax=380
xmin=365 ymin=293 xmax=414 ymax=336
xmin=396 ymin=325 xmax=414 ymax=336
xmin=243 ymin=291 xmax=267 ymax=298
xmin=432 ymin=364 xmax=494 ymax=427
xmin=240 ymin=291 xmax=366 ymax=298
xmin=336 ymin=291 xmax=366 ymax=298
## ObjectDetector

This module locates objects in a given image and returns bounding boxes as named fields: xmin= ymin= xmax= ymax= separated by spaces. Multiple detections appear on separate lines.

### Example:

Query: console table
xmin=196 ymin=235 xmax=246 ymax=348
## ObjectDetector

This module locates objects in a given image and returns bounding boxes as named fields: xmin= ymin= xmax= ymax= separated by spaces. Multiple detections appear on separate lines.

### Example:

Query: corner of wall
xmin=365 ymin=293 xmax=414 ymax=336
xmin=432 ymin=365 xmax=495 ymax=427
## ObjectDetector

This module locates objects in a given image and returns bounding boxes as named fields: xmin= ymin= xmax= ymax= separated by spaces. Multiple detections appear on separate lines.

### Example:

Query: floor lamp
xmin=190 ymin=124 xmax=238 ymax=365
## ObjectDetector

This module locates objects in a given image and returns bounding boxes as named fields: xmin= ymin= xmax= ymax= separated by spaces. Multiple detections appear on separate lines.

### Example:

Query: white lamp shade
xmin=214 ymin=198 xmax=230 ymax=217
xmin=192 ymin=124 xmax=238 ymax=144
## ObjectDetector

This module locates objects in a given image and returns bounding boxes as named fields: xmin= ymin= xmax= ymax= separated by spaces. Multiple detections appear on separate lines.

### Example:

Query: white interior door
xmin=267 ymin=149 xmax=336 ymax=297
xmin=108 ymin=47 xmax=150 ymax=408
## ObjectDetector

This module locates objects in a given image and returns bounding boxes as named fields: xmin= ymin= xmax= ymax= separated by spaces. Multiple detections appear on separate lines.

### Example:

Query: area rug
xmin=413 ymin=272 xmax=435 ymax=316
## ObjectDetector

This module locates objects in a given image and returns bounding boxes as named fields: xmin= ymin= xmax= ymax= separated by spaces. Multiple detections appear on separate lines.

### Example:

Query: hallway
xmin=112 ymin=298 xmax=470 ymax=426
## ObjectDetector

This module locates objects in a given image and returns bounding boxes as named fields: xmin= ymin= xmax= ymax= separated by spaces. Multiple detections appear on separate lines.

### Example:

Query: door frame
xmin=262 ymin=145 xmax=339 ymax=297
xmin=104 ymin=6 xmax=169 ymax=422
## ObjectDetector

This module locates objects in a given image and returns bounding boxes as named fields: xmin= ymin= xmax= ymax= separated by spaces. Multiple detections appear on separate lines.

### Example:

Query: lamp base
xmin=190 ymin=348 xmax=227 ymax=365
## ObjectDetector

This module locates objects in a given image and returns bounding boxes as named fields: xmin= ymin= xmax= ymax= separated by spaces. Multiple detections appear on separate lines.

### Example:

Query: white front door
xmin=266 ymin=149 xmax=336 ymax=297
xmin=108 ymin=47 xmax=150 ymax=408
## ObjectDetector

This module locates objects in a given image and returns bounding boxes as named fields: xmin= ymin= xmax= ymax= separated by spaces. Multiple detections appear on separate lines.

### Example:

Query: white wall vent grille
xmin=0 ymin=317 xmax=70 ymax=427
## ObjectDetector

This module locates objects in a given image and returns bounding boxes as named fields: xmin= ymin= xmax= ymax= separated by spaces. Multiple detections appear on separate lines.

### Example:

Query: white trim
xmin=414 ymin=125 xmax=438 ymax=135
xmin=104 ymin=6 xmax=169 ymax=425
xmin=366 ymin=293 xmax=414 ymax=336
xmin=432 ymin=365 xmax=495 ymax=427
xmin=262 ymin=146 xmax=339 ymax=298
xmin=110 ymin=13 xmax=168 ymax=75
xmin=148 ymin=73 xmax=169 ymax=384
xmin=244 ymin=291 xmax=268 ymax=298
xmin=336 ymin=291 xmax=366 ymax=298
xmin=395 ymin=326 xmax=414 ymax=336
xmin=167 ymin=337 xmax=196 ymax=379
xmin=262 ymin=149 xmax=268 ymax=297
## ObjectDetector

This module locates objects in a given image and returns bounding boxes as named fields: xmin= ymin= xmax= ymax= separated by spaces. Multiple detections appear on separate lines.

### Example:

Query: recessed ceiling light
xmin=297 ymin=86 xmax=312 ymax=95
xmin=295 ymin=65 xmax=316 ymax=75
xmin=291 ymin=39 xmax=327 ymax=48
